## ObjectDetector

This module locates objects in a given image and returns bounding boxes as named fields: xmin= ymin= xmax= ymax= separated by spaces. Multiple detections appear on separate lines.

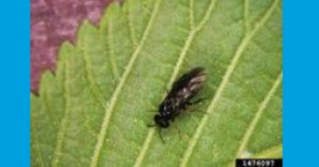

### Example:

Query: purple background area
xmin=31 ymin=0 xmax=117 ymax=94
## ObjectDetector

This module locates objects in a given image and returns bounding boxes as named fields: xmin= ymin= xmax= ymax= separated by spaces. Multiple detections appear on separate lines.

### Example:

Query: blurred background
xmin=31 ymin=0 xmax=119 ymax=93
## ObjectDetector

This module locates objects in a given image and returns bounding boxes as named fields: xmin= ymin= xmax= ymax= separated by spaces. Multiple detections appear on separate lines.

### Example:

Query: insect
xmin=148 ymin=67 xmax=206 ymax=143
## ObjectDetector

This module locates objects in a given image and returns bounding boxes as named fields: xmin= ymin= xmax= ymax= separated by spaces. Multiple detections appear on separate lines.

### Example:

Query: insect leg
xmin=185 ymin=98 xmax=208 ymax=114
xmin=171 ymin=111 xmax=181 ymax=121
xmin=186 ymin=97 xmax=207 ymax=105
xmin=181 ymin=105 xmax=187 ymax=111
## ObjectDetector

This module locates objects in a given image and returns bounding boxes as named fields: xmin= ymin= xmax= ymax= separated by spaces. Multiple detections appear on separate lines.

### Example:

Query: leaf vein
xmin=51 ymin=54 xmax=71 ymax=167
xmin=133 ymin=0 xmax=218 ymax=166
xmin=89 ymin=1 xmax=163 ymax=166
xmin=226 ymin=143 xmax=282 ymax=167
xmin=107 ymin=20 xmax=120 ymax=79
xmin=81 ymin=29 xmax=108 ymax=108
xmin=236 ymin=71 xmax=282 ymax=158
xmin=252 ymin=143 xmax=283 ymax=158
xmin=180 ymin=0 xmax=279 ymax=166
xmin=126 ymin=2 xmax=138 ymax=47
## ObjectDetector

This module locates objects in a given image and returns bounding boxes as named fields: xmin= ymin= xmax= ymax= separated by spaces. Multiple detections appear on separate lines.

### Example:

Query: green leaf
xmin=31 ymin=0 xmax=282 ymax=166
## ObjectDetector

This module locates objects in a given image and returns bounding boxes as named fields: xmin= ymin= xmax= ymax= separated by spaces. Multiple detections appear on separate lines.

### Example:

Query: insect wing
xmin=171 ymin=67 xmax=206 ymax=99
xmin=187 ymin=68 xmax=206 ymax=93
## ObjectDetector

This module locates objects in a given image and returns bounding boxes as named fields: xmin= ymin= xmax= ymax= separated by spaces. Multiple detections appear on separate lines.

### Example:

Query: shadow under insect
xmin=147 ymin=67 xmax=207 ymax=143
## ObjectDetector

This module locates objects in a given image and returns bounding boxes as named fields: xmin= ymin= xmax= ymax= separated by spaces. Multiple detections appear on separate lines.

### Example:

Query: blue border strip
xmin=0 ymin=0 xmax=30 ymax=166
xmin=0 ymin=0 xmax=318 ymax=166
xmin=284 ymin=0 xmax=319 ymax=166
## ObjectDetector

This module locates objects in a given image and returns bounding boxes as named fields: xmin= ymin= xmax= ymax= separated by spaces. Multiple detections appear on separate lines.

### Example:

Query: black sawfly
xmin=148 ymin=67 xmax=206 ymax=143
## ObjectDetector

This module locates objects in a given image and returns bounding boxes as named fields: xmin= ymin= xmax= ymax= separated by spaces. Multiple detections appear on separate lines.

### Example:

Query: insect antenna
xmin=172 ymin=124 xmax=182 ymax=140
xmin=147 ymin=124 xmax=165 ymax=143
xmin=147 ymin=123 xmax=156 ymax=127
xmin=145 ymin=110 xmax=157 ymax=113
xmin=159 ymin=128 xmax=165 ymax=144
